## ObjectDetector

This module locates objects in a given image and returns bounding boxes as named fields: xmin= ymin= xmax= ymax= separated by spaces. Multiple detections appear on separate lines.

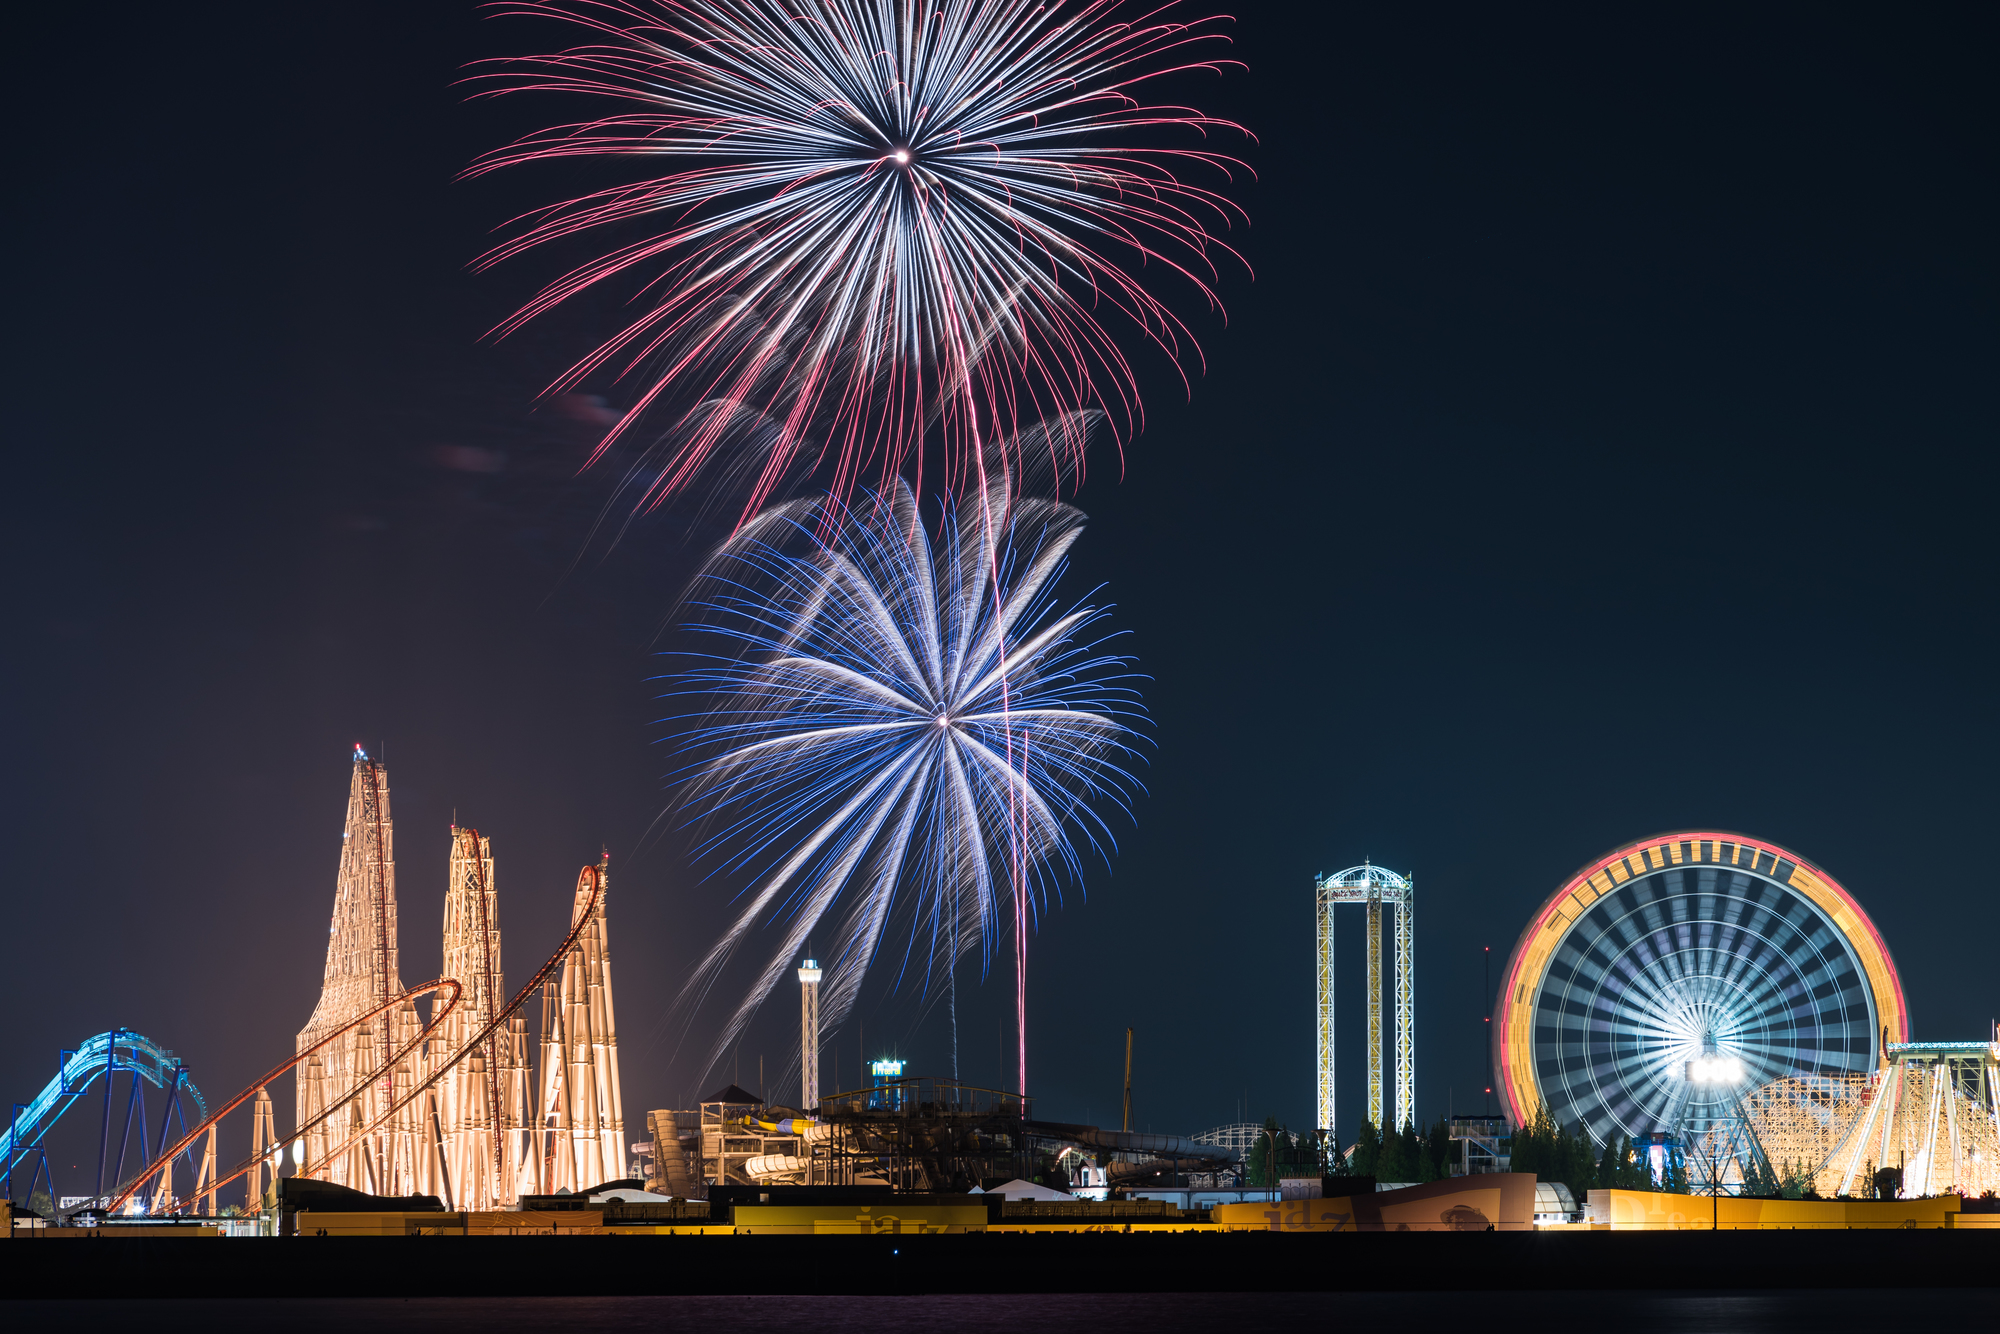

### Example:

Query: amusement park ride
xmin=1314 ymin=863 xmax=1416 ymax=1139
xmin=9 ymin=798 xmax=1994 ymax=1220
xmin=290 ymin=757 xmax=625 ymax=1208
xmin=1494 ymin=831 xmax=2000 ymax=1198
xmin=1 ymin=748 xmax=629 ymax=1222
xmin=1 ymin=1029 xmax=213 ymax=1214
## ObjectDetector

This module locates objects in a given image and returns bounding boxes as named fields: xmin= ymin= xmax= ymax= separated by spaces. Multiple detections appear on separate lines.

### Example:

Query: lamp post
xmin=1684 ymin=1048 xmax=1745 ymax=1231
xmin=1709 ymin=1137 xmax=1719 ymax=1231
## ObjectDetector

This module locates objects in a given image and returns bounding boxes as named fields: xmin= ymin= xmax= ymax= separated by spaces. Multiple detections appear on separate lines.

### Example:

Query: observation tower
xmin=1315 ymin=863 xmax=1415 ymax=1137
xmin=1493 ymin=832 xmax=1906 ymax=1173
xmin=798 ymin=959 xmax=822 ymax=1112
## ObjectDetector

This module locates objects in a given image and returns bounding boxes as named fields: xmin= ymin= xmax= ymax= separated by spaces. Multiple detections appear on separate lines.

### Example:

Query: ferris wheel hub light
xmin=1686 ymin=1054 xmax=1745 ymax=1085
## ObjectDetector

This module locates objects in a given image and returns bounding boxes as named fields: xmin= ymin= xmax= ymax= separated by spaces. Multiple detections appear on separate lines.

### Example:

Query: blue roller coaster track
xmin=4 ymin=1029 xmax=208 ymax=1214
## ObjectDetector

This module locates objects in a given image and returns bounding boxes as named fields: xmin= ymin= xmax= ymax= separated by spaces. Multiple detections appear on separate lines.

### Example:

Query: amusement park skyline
xmin=3 ymin=0 xmax=1995 ymax=1173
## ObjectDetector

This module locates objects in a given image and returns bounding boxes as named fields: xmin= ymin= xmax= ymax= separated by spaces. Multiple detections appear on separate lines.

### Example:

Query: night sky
xmin=5 ymin=1 xmax=1994 ymax=1182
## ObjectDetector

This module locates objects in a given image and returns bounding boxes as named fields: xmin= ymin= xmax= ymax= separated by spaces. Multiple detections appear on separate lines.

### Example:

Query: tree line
xmin=1502 ymin=1106 xmax=1665 ymax=1200
xmin=1243 ymin=1107 xmax=1850 ymax=1200
xmin=1238 ymin=1107 xmax=1821 ymax=1199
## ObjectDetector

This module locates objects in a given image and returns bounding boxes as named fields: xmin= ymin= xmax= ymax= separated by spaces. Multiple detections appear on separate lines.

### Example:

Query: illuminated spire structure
xmin=425 ymin=827 xmax=534 ymax=1208
xmin=295 ymin=749 xmax=423 ymax=1194
xmin=537 ymin=854 xmax=624 ymax=1191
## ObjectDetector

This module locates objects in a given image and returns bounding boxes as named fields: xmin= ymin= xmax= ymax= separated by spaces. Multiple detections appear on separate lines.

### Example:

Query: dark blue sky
xmin=4 ymin=0 xmax=1993 ymax=1181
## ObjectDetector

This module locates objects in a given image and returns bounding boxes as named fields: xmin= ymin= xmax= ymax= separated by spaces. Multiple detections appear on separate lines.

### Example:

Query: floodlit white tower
xmin=798 ymin=959 xmax=822 ymax=1110
xmin=1314 ymin=863 xmax=1415 ymax=1137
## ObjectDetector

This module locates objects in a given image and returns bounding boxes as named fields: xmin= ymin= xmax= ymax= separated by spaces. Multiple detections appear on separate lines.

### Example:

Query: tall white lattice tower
xmin=537 ymin=856 xmax=625 ymax=1191
xmin=427 ymin=826 xmax=534 ymax=1209
xmin=296 ymin=748 xmax=422 ymax=1194
xmin=1314 ymin=863 xmax=1416 ymax=1137
xmin=798 ymin=959 xmax=822 ymax=1110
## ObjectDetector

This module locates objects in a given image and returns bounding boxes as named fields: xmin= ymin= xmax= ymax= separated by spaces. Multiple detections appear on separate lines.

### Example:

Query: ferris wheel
xmin=1493 ymin=832 xmax=1906 ymax=1153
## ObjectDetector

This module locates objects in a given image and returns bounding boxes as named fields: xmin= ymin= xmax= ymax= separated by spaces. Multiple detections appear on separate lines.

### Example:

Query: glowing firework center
xmin=1494 ymin=832 xmax=1907 ymax=1151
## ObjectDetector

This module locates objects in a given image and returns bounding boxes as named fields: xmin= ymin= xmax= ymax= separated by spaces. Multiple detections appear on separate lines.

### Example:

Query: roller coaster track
xmin=3 ymin=1030 xmax=208 ymax=1198
xmin=101 ymin=979 xmax=463 ymax=1216
xmin=109 ymin=863 xmax=603 ymax=1217
xmin=361 ymin=756 xmax=395 ymax=1129
xmin=297 ymin=866 xmax=604 ymax=1195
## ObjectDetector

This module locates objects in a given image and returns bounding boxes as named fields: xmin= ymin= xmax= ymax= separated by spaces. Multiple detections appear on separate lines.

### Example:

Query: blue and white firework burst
xmin=668 ymin=467 xmax=1144 ymax=1076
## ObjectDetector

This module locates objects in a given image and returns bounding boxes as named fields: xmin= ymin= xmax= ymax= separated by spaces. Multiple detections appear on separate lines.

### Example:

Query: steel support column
xmin=1920 ymin=1063 xmax=1945 ymax=1196
xmin=1366 ymin=889 xmax=1383 ymax=1133
xmin=1826 ymin=1070 xmax=1889 ymax=1195
xmin=1945 ymin=1061 xmax=1962 ymax=1190
xmin=1315 ymin=887 xmax=1335 ymax=1134
xmin=1393 ymin=885 xmax=1415 ymax=1134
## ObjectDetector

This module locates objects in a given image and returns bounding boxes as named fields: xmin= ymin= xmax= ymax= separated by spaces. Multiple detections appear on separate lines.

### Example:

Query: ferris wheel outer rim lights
xmin=1491 ymin=830 xmax=1908 ymax=1133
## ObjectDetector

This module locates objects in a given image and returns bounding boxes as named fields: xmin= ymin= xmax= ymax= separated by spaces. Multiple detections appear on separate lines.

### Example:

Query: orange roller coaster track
xmin=103 ymin=978 xmax=463 ymax=1216
xmin=110 ymin=864 xmax=604 ymax=1217
xmin=299 ymin=865 xmax=604 ymax=1194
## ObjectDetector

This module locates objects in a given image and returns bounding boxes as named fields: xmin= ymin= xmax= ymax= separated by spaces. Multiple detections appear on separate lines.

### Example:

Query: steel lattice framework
xmin=1192 ymin=1121 xmax=1266 ymax=1162
xmin=284 ymin=753 xmax=625 ymax=1211
xmin=1494 ymin=832 xmax=1907 ymax=1155
xmin=295 ymin=749 xmax=423 ymax=1196
xmin=798 ymin=960 xmax=823 ymax=1112
xmin=1741 ymin=1074 xmax=1864 ymax=1189
xmin=1 ymin=1030 xmax=213 ymax=1216
xmin=1315 ymin=864 xmax=1415 ymax=1136
xmin=431 ymin=827 xmax=535 ymax=1209
xmin=1747 ymin=1042 xmax=2000 ymax=1198
xmin=536 ymin=853 xmax=626 ymax=1194
xmin=103 ymin=755 xmax=630 ymax=1219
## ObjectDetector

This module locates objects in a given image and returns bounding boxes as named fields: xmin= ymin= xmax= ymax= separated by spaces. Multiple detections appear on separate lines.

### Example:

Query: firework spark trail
xmin=664 ymin=467 xmax=1145 ymax=1084
xmin=467 ymin=0 xmax=1252 ymax=516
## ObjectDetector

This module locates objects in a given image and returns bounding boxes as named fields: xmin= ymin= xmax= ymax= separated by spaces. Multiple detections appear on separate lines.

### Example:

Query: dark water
xmin=1 ymin=1292 xmax=1977 ymax=1332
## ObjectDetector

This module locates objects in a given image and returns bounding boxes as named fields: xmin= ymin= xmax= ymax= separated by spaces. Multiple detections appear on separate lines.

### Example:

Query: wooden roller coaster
xmin=104 ymin=750 xmax=623 ymax=1217
xmin=107 ymin=863 xmax=603 ymax=1217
